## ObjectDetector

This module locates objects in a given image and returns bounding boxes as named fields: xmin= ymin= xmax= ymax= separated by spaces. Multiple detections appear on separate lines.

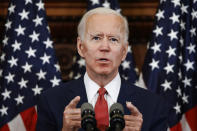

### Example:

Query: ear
xmin=121 ymin=43 xmax=128 ymax=61
xmin=77 ymin=37 xmax=85 ymax=58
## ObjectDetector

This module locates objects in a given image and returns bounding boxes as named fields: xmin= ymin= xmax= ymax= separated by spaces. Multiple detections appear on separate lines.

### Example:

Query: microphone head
xmin=109 ymin=103 xmax=125 ymax=130
xmin=81 ymin=103 xmax=94 ymax=113
xmin=110 ymin=103 xmax=124 ymax=116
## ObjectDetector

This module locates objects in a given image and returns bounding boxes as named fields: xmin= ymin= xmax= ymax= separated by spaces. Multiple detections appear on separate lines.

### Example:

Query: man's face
xmin=77 ymin=13 xmax=128 ymax=77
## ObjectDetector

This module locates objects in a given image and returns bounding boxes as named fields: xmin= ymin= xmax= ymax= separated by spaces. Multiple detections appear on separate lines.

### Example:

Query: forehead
xmin=85 ymin=13 xmax=124 ymax=35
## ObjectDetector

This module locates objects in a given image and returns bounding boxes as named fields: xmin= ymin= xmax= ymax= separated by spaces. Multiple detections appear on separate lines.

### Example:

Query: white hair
xmin=77 ymin=7 xmax=129 ymax=43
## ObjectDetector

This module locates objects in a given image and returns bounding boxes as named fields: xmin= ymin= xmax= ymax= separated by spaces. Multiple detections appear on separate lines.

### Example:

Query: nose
xmin=99 ymin=38 xmax=110 ymax=52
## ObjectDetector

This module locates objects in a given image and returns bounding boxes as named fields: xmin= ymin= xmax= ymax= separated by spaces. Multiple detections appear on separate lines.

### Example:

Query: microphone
xmin=109 ymin=103 xmax=125 ymax=131
xmin=81 ymin=103 xmax=97 ymax=131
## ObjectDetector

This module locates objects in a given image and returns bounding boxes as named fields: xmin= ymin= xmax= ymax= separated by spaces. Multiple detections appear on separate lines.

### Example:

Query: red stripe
xmin=170 ymin=122 xmax=182 ymax=131
xmin=0 ymin=124 xmax=10 ymax=131
xmin=185 ymin=105 xmax=197 ymax=131
xmin=20 ymin=106 xmax=37 ymax=131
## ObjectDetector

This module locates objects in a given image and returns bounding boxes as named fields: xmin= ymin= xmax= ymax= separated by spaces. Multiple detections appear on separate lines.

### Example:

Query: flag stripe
xmin=180 ymin=115 xmax=191 ymax=131
xmin=170 ymin=122 xmax=182 ymax=131
xmin=8 ymin=114 xmax=26 ymax=131
xmin=20 ymin=107 xmax=37 ymax=131
xmin=185 ymin=105 xmax=197 ymax=131
xmin=0 ymin=124 xmax=9 ymax=131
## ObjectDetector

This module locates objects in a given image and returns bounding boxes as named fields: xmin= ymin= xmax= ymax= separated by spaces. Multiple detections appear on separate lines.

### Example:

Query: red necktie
xmin=95 ymin=87 xmax=109 ymax=131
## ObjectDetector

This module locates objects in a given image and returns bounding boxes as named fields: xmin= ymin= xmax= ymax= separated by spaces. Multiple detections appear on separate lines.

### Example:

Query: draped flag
xmin=0 ymin=0 xmax=62 ymax=130
xmin=69 ymin=0 xmax=139 ymax=85
xmin=142 ymin=0 xmax=197 ymax=130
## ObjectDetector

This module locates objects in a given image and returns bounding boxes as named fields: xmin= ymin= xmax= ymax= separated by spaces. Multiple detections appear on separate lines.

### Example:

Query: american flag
xmin=142 ymin=0 xmax=197 ymax=130
xmin=0 ymin=0 xmax=62 ymax=130
xmin=69 ymin=0 xmax=139 ymax=85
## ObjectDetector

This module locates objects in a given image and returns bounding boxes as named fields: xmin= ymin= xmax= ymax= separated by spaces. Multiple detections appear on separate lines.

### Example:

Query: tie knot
xmin=98 ymin=87 xmax=107 ymax=96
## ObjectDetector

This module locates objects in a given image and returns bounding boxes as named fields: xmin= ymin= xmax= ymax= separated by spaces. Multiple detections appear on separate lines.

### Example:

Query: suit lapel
xmin=117 ymin=79 xmax=136 ymax=115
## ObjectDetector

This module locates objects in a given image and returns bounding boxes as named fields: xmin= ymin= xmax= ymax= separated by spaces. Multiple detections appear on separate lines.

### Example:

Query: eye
xmin=92 ymin=36 xmax=101 ymax=41
xmin=109 ymin=37 xmax=119 ymax=43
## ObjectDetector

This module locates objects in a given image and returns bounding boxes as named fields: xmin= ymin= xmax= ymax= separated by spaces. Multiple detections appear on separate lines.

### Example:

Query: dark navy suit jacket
xmin=36 ymin=77 xmax=169 ymax=131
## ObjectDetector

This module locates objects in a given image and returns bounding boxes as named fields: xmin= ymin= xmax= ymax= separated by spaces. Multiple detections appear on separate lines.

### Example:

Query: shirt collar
xmin=84 ymin=72 xmax=121 ymax=103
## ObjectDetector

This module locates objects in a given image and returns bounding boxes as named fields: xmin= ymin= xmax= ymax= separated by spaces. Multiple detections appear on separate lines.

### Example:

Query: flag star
xmin=1 ymin=53 xmax=6 ymax=62
xmin=50 ymin=76 xmax=61 ymax=87
xmin=184 ymin=60 xmax=194 ymax=71
xmin=0 ymin=69 xmax=2 ymax=77
xmin=180 ymin=20 xmax=185 ymax=30
xmin=160 ymin=0 xmax=166 ymax=3
xmin=69 ymin=71 xmax=73 ymax=79
xmin=156 ymin=9 xmax=165 ymax=20
xmin=169 ymin=13 xmax=180 ymax=24
xmin=161 ymin=80 xmax=172 ymax=91
xmin=1 ymin=89 xmax=12 ymax=100
xmin=43 ymin=38 xmax=53 ymax=48
xmin=178 ymin=70 xmax=182 ymax=80
xmin=173 ymin=103 xmax=181 ymax=114
xmin=22 ymin=62 xmax=33 ymax=73
xmin=54 ymin=64 xmax=60 ymax=72
xmin=5 ymin=73 xmax=15 ymax=84
xmin=176 ymin=87 xmax=182 ymax=97
xmin=115 ymin=8 xmax=121 ymax=13
xmin=194 ymin=0 xmax=197 ymax=3
xmin=151 ymin=42 xmax=161 ymax=54
xmin=164 ymin=63 xmax=174 ymax=74
xmin=127 ymin=45 xmax=132 ymax=53
xmin=90 ymin=0 xmax=99 ymax=5
xmin=32 ymin=85 xmax=43 ymax=96
xmin=181 ymin=4 xmax=188 ymax=14
xmin=149 ymin=59 xmax=159 ymax=71
xmin=25 ymin=0 xmax=32 ymax=5
xmin=166 ymin=46 xmax=176 ymax=57
xmin=179 ymin=37 xmax=184 ymax=47
xmin=8 ymin=3 xmax=15 ymax=14
xmin=182 ymin=93 xmax=189 ymax=104
xmin=0 ymin=105 xmax=8 ymax=116
xmin=3 ymin=36 xmax=9 ymax=46
xmin=33 ymin=15 xmax=43 ymax=27
xmin=171 ymin=0 xmax=181 ymax=7
xmin=182 ymin=76 xmax=191 ymax=88
xmin=74 ymin=73 xmax=81 ymax=79
xmin=40 ymin=53 xmax=51 ymax=64
xmin=190 ymin=27 xmax=196 ymax=36
xmin=14 ymin=94 xmax=24 ymax=105
xmin=25 ymin=47 xmax=37 ymax=58
xmin=8 ymin=56 xmax=18 ymax=68
xmin=121 ymin=60 xmax=130 ymax=70
xmin=18 ymin=9 xmax=29 ymax=20
xmin=5 ymin=20 xmax=12 ymax=30
xmin=18 ymin=78 xmax=28 ymax=89
xmin=29 ymin=31 xmax=40 ymax=43
xmin=12 ymin=40 xmax=22 ymax=52
xmin=191 ymin=9 xmax=197 ymax=20
xmin=168 ymin=29 xmax=178 ymax=41
xmin=15 ymin=25 xmax=26 ymax=36
xmin=187 ymin=43 xmax=196 ymax=54
xmin=36 ymin=0 xmax=44 ymax=10
xmin=153 ymin=26 xmax=163 ymax=37
xmin=77 ymin=58 xmax=85 ymax=68
xmin=102 ymin=0 xmax=110 ymax=8
xmin=36 ymin=69 xmax=47 ymax=80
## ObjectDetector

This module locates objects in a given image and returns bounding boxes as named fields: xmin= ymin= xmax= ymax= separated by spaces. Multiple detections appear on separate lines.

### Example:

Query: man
xmin=36 ymin=7 xmax=169 ymax=131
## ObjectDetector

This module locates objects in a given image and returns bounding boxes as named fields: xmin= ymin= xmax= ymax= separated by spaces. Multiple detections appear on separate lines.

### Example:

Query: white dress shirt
xmin=84 ymin=72 xmax=121 ymax=111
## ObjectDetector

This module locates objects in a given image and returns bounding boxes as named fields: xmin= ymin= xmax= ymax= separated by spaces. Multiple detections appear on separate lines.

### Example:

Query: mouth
xmin=96 ymin=58 xmax=110 ymax=63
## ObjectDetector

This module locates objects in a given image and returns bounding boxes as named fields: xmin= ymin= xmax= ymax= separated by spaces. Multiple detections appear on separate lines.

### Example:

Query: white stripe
xmin=8 ymin=114 xmax=26 ymax=131
xmin=180 ymin=114 xmax=191 ymax=131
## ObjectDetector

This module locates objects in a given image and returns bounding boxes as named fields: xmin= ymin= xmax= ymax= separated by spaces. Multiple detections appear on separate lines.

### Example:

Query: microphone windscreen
xmin=110 ymin=103 xmax=124 ymax=114
xmin=81 ymin=103 xmax=94 ymax=113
